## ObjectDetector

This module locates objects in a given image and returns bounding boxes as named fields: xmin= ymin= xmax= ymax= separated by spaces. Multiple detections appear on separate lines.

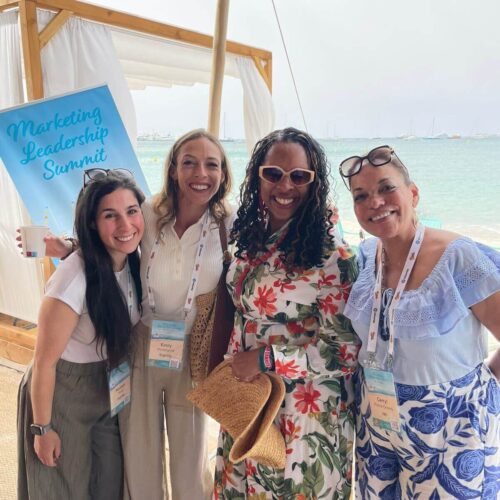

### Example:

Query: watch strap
xmin=30 ymin=422 xmax=53 ymax=435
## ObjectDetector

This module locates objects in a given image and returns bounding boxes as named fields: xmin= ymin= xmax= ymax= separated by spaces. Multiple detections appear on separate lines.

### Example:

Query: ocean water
xmin=138 ymin=137 xmax=500 ymax=248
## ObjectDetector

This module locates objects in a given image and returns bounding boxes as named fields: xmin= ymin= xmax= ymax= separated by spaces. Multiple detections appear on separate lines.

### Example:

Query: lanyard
xmin=145 ymin=212 xmax=210 ymax=317
xmin=366 ymin=224 xmax=425 ymax=366
xmin=124 ymin=264 xmax=133 ymax=318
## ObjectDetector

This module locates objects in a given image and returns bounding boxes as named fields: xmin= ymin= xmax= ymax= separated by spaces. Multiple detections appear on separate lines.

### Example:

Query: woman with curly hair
xmin=214 ymin=128 xmax=360 ymax=499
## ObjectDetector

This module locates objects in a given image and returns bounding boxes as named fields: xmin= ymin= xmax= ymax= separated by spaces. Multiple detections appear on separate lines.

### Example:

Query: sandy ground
xmin=0 ymin=362 xmax=23 ymax=500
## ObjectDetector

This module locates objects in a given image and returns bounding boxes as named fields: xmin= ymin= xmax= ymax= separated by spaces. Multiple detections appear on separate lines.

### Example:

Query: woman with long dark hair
xmin=214 ymin=128 xmax=360 ymax=498
xmin=17 ymin=169 xmax=145 ymax=499
xmin=39 ymin=130 xmax=234 ymax=499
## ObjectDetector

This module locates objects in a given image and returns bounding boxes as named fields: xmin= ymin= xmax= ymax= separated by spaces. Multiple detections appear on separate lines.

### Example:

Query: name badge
xmin=364 ymin=367 xmax=401 ymax=433
xmin=148 ymin=319 xmax=185 ymax=370
xmin=108 ymin=361 xmax=131 ymax=417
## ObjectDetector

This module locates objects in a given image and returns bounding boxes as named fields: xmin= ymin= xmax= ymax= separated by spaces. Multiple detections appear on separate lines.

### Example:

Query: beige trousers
xmin=120 ymin=322 xmax=212 ymax=500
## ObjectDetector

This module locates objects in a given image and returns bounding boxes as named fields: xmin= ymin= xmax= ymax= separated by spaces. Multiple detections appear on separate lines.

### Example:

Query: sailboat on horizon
xmin=423 ymin=117 xmax=448 ymax=139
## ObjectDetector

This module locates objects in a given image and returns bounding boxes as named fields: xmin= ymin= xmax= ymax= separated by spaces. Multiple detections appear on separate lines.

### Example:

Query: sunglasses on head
xmin=83 ymin=168 xmax=133 ymax=188
xmin=258 ymin=166 xmax=315 ymax=186
xmin=339 ymin=145 xmax=407 ymax=190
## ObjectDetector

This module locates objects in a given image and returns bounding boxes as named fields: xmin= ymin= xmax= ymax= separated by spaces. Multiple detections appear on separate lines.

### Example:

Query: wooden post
xmin=207 ymin=0 xmax=229 ymax=137
xmin=39 ymin=8 xmax=72 ymax=48
xmin=19 ymin=0 xmax=44 ymax=100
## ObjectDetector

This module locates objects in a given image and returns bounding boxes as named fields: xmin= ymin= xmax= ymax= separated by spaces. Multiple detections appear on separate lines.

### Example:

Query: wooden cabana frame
xmin=0 ymin=0 xmax=273 ymax=102
xmin=0 ymin=0 xmax=273 ymax=364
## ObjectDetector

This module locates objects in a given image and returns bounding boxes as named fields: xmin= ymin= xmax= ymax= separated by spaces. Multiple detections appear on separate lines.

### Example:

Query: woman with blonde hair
xmin=44 ymin=130 xmax=234 ymax=499
xmin=120 ymin=129 xmax=233 ymax=500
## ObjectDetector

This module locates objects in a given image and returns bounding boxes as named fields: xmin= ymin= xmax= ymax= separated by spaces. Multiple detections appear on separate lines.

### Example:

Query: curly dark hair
xmin=231 ymin=127 xmax=336 ymax=269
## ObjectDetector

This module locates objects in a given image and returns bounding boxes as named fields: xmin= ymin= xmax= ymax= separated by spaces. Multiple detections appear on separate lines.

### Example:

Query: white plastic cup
xmin=20 ymin=226 xmax=49 ymax=258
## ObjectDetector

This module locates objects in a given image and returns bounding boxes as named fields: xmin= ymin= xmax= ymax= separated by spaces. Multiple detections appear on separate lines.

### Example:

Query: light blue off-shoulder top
xmin=344 ymin=237 xmax=500 ymax=386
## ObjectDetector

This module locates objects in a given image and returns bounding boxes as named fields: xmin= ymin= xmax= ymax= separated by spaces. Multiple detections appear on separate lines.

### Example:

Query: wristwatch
xmin=30 ymin=422 xmax=53 ymax=435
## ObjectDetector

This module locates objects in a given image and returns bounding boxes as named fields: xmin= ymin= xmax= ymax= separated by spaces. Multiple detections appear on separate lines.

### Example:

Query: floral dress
xmin=214 ymin=225 xmax=360 ymax=500
xmin=345 ymin=237 xmax=500 ymax=500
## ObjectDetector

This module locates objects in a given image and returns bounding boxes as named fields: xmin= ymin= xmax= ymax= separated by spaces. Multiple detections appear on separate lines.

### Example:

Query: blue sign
xmin=0 ymin=85 xmax=150 ymax=235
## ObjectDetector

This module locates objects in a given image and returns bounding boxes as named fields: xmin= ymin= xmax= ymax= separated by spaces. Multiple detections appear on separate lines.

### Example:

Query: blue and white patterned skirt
xmin=354 ymin=363 xmax=500 ymax=499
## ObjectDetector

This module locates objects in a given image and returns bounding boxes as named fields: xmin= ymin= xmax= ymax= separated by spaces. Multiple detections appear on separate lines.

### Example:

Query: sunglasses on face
xmin=83 ymin=168 xmax=133 ymax=188
xmin=258 ymin=166 xmax=315 ymax=186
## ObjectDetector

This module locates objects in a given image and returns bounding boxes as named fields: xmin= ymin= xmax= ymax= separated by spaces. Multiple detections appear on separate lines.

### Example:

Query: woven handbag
xmin=190 ymin=222 xmax=235 ymax=383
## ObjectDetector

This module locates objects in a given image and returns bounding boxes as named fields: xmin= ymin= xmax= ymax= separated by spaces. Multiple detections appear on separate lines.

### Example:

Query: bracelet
xmin=258 ymin=345 xmax=275 ymax=372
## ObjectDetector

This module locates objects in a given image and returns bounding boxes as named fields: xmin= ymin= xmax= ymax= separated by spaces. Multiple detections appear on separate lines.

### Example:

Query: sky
xmin=98 ymin=0 xmax=500 ymax=138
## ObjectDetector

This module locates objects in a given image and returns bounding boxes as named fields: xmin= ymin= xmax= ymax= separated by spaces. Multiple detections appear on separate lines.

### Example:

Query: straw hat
xmin=187 ymin=359 xmax=286 ymax=468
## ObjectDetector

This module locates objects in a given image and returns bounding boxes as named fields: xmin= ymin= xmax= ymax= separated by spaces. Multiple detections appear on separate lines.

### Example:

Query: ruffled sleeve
xmin=450 ymin=239 xmax=500 ymax=307
xmin=344 ymin=238 xmax=377 ymax=327
xmin=345 ymin=237 xmax=500 ymax=341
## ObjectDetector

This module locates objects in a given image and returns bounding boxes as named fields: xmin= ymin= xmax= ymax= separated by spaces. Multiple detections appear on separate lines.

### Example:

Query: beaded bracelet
xmin=258 ymin=345 xmax=275 ymax=372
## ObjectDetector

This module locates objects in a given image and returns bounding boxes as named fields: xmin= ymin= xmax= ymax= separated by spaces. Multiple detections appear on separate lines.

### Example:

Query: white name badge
xmin=364 ymin=367 xmax=401 ymax=433
xmin=108 ymin=361 xmax=131 ymax=417
xmin=148 ymin=319 xmax=185 ymax=370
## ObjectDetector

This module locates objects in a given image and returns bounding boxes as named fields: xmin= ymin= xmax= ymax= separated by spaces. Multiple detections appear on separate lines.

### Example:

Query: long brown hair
xmin=153 ymin=129 xmax=232 ymax=233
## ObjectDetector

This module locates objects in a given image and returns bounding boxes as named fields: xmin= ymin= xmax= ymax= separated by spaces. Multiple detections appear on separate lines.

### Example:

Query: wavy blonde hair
xmin=153 ymin=129 xmax=233 ymax=234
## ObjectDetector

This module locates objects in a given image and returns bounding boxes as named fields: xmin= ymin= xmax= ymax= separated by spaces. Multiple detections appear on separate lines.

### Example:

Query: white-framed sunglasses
xmin=258 ymin=166 xmax=315 ymax=186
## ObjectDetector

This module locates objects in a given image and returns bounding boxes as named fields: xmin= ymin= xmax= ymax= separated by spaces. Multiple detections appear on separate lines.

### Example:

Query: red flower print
xmin=293 ymin=380 xmax=321 ymax=414
xmin=245 ymin=460 xmax=257 ymax=477
xmin=221 ymin=460 xmax=237 ymax=488
xmin=317 ymin=270 xmax=337 ymax=289
xmin=229 ymin=328 xmax=241 ymax=354
xmin=318 ymin=295 xmax=339 ymax=316
xmin=244 ymin=320 xmax=257 ymax=335
xmin=253 ymin=285 xmax=277 ymax=316
xmin=339 ymin=343 xmax=356 ymax=362
xmin=273 ymin=278 xmax=296 ymax=293
xmin=279 ymin=415 xmax=302 ymax=455
xmin=303 ymin=316 xmax=319 ymax=330
xmin=286 ymin=322 xmax=305 ymax=335
xmin=275 ymin=359 xmax=300 ymax=378
xmin=298 ymin=269 xmax=314 ymax=282
xmin=272 ymin=256 xmax=287 ymax=270
xmin=338 ymin=281 xmax=351 ymax=302
xmin=337 ymin=245 xmax=353 ymax=260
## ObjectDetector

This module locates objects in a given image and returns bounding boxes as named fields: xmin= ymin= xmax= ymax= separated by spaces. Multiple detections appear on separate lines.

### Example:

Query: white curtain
xmin=0 ymin=9 xmax=137 ymax=323
xmin=110 ymin=27 xmax=275 ymax=150
xmin=0 ymin=10 xmax=23 ymax=107
xmin=236 ymin=57 xmax=275 ymax=152
xmin=0 ymin=10 xmax=45 ymax=323
xmin=37 ymin=10 xmax=137 ymax=144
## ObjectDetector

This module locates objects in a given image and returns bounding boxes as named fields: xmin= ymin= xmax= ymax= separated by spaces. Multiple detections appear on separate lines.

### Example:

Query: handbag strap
xmin=218 ymin=220 xmax=231 ymax=266
xmin=207 ymin=219 xmax=235 ymax=374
